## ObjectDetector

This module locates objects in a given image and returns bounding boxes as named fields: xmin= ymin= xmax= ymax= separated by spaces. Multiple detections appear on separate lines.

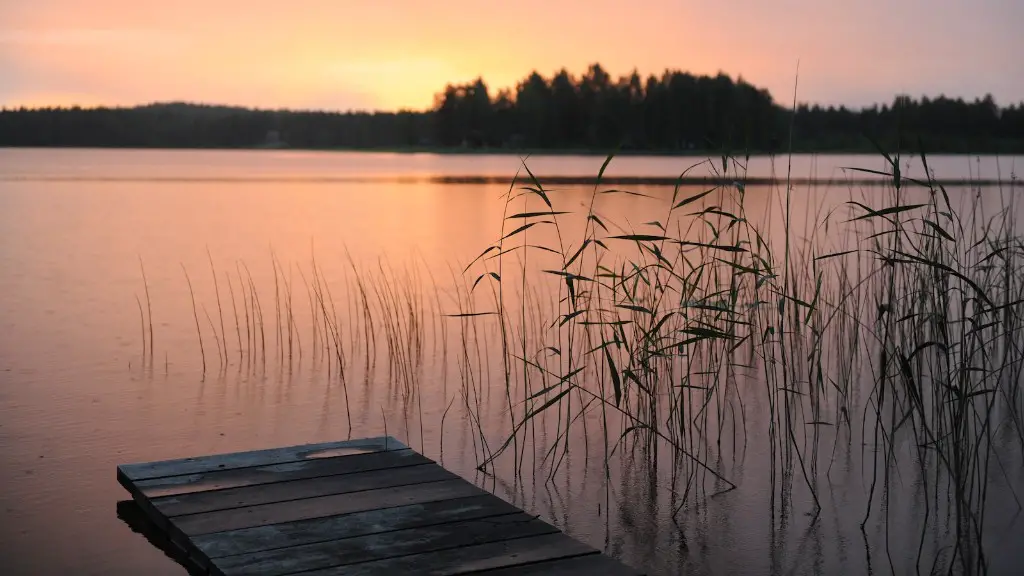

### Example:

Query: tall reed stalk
xmin=150 ymin=147 xmax=1021 ymax=575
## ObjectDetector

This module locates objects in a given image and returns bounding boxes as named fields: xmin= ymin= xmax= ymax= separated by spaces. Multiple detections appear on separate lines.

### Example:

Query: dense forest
xmin=2 ymin=64 xmax=1022 ymax=153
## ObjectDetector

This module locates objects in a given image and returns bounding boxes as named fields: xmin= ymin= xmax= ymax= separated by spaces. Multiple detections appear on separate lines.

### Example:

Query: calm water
xmin=0 ymin=148 xmax=1022 ymax=575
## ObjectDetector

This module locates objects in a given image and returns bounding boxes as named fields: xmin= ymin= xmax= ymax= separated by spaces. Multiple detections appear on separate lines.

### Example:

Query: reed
xmin=181 ymin=264 xmax=205 ymax=375
xmin=202 ymin=304 xmax=223 ymax=371
xmin=149 ymin=146 xmax=1021 ymax=574
xmin=135 ymin=293 xmax=146 ymax=364
xmin=235 ymin=263 xmax=252 ymax=365
xmin=225 ymin=271 xmax=243 ymax=365
xmin=457 ymin=147 xmax=1024 ymax=574
xmin=242 ymin=262 xmax=266 ymax=369
xmin=207 ymin=249 xmax=228 ymax=362
xmin=139 ymin=257 xmax=154 ymax=361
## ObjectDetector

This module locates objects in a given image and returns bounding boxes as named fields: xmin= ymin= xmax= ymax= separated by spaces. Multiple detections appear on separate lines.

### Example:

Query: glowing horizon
xmin=2 ymin=0 xmax=1022 ymax=112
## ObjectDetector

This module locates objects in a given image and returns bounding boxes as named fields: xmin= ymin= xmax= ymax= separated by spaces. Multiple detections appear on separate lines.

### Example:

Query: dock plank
xmin=119 ymin=436 xmax=407 ymax=481
xmin=191 ymin=494 xmax=521 ymax=558
xmin=293 ymin=533 xmax=600 ymax=575
xmin=116 ymin=436 xmax=643 ymax=575
xmin=173 ymin=478 xmax=485 ymax=535
xmin=153 ymin=463 xmax=456 ymax=517
xmin=216 ymin=513 xmax=556 ymax=576
xmin=131 ymin=448 xmax=429 ymax=498
xmin=467 ymin=553 xmax=643 ymax=575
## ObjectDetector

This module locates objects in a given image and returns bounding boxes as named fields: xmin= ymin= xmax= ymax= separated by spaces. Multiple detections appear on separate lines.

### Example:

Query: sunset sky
xmin=1 ymin=0 xmax=1021 ymax=112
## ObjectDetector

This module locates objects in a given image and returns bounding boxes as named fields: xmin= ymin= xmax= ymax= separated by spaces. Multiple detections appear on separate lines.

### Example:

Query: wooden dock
xmin=117 ymin=436 xmax=642 ymax=575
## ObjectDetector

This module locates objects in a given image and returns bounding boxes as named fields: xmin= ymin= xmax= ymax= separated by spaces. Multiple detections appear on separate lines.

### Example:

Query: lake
xmin=1 ymin=148 xmax=1022 ymax=575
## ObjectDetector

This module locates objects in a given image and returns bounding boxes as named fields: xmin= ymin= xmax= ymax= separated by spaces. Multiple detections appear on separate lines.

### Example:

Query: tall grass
xmin=460 ymin=150 xmax=1024 ymax=575
xmin=144 ymin=149 xmax=1021 ymax=575
xmin=139 ymin=257 xmax=154 ymax=362
xmin=181 ymin=264 xmax=205 ymax=374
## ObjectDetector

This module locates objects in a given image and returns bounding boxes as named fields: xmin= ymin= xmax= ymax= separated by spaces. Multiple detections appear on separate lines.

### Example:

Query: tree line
xmin=2 ymin=64 xmax=1022 ymax=153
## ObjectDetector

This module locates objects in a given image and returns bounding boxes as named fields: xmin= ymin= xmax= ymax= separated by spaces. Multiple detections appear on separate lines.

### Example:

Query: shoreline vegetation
xmin=2 ymin=63 xmax=1022 ymax=154
xmin=130 ymin=147 xmax=1024 ymax=574
xmin=3 ymin=173 xmax=1020 ymax=187
xmin=4 ymin=144 xmax=1024 ymax=159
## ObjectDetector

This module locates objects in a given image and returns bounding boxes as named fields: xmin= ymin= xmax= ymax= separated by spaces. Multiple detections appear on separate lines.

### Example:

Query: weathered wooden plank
xmin=465 ymin=553 xmax=643 ymax=575
xmin=216 ymin=513 xmax=557 ymax=576
xmin=132 ymin=449 xmax=429 ymax=498
xmin=116 ymin=438 xmax=644 ymax=576
xmin=153 ymin=463 xmax=455 ymax=517
xmin=119 ymin=436 xmax=407 ymax=481
xmin=172 ymin=478 xmax=486 ymax=536
xmin=192 ymin=494 xmax=521 ymax=558
xmin=292 ymin=533 xmax=598 ymax=576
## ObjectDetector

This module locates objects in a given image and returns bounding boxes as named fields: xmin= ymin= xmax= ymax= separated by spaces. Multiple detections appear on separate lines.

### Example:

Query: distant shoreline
xmin=2 ymin=173 xmax=1018 ymax=187
xmin=2 ymin=144 xmax=1023 ymax=158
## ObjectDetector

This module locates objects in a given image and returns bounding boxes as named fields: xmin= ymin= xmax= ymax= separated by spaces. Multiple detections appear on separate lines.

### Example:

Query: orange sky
xmin=1 ymin=0 xmax=1021 ymax=111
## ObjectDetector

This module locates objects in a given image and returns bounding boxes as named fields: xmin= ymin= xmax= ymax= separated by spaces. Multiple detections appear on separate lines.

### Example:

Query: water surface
xmin=1 ymin=148 xmax=1022 ymax=575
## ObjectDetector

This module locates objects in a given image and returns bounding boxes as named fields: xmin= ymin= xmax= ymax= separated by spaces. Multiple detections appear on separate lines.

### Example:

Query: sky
xmin=1 ymin=0 xmax=1021 ymax=112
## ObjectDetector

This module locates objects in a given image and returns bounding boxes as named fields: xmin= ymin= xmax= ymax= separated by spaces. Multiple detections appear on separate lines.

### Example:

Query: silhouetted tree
xmin=2 ymin=66 xmax=1022 ymax=153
